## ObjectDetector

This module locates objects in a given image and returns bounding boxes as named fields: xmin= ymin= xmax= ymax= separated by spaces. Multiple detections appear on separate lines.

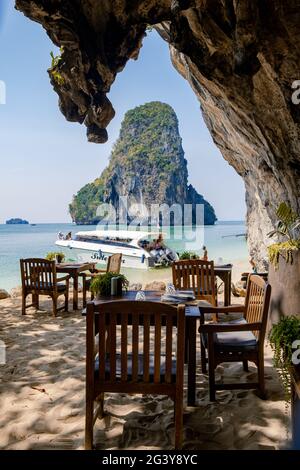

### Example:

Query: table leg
xmin=187 ymin=317 xmax=197 ymax=407
xmin=73 ymin=274 xmax=78 ymax=310
xmin=224 ymin=272 xmax=231 ymax=306
xmin=32 ymin=293 xmax=39 ymax=309
xmin=184 ymin=333 xmax=189 ymax=364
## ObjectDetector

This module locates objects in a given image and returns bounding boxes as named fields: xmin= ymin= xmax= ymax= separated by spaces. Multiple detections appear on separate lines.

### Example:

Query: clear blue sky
xmin=0 ymin=0 xmax=246 ymax=223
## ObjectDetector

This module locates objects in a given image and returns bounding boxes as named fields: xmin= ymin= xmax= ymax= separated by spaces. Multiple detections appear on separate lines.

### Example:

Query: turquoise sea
xmin=0 ymin=221 xmax=247 ymax=291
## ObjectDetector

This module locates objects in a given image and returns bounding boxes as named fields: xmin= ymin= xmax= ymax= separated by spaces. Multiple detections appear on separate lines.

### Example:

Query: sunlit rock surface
xmin=70 ymin=102 xmax=217 ymax=225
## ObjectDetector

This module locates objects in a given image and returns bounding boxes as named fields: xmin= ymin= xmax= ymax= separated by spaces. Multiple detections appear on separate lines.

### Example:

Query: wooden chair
xmin=172 ymin=259 xmax=217 ymax=306
xmin=85 ymin=300 xmax=185 ymax=449
xmin=82 ymin=254 xmax=122 ymax=307
xmin=240 ymin=271 xmax=268 ymax=288
xmin=199 ymin=275 xmax=272 ymax=401
xmin=106 ymin=253 xmax=123 ymax=273
xmin=20 ymin=258 xmax=70 ymax=317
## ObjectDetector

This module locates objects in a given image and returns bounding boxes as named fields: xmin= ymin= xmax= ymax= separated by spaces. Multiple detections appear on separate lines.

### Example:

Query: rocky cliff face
xmin=15 ymin=1 xmax=300 ymax=267
xmin=70 ymin=101 xmax=217 ymax=225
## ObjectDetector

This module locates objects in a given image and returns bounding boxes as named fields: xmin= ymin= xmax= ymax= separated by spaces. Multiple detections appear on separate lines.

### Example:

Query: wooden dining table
xmin=57 ymin=262 xmax=96 ymax=310
xmin=83 ymin=290 xmax=205 ymax=406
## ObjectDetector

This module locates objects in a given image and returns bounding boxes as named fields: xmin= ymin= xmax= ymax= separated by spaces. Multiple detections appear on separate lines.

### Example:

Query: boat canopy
xmin=75 ymin=230 xmax=163 ymax=242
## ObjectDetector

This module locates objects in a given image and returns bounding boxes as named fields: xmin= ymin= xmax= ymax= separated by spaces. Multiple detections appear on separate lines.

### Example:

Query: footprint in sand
xmin=264 ymin=374 xmax=274 ymax=381
xmin=246 ymin=372 xmax=258 ymax=380
xmin=187 ymin=421 xmax=222 ymax=435
xmin=238 ymin=398 xmax=251 ymax=408
xmin=215 ymin=390 xmax=233 ymax=404
xmin=120 ymin=423 xmax=171 ymax=449
xmin=234 ymin=430 xmax=257 ymax=449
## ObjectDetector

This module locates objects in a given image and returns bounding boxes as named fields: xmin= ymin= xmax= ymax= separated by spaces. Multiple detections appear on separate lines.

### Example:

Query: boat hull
xmin=55 ymin=242 xmax=151 ymax=270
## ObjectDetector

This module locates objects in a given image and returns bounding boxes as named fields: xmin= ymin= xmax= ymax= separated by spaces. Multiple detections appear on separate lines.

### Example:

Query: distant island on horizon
xmin=6 ymin=218 xmax=29 ymax=225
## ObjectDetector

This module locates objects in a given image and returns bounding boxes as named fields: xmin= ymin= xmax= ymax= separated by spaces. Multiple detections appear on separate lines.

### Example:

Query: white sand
xmin=0 ymin=282 xmax=290 ymax=451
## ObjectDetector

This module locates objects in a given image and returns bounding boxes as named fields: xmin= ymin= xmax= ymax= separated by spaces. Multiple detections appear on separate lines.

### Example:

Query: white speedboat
xmin=55 ymin=229 xmax=178 ymax=270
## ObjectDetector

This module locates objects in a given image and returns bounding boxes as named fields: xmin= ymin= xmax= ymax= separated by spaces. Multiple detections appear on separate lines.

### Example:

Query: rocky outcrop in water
xmin=69 ymin=102 xmax=217 ymax=225
xmin=15 ymin=1 xmax=300 ymax=267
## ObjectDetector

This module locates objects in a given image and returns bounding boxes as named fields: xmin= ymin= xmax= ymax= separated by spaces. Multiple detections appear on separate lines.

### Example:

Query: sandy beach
xmin=0 ymin=271 xmax=290 ymax=450
xmin=2 ymin=0 xmax=300 ymax=455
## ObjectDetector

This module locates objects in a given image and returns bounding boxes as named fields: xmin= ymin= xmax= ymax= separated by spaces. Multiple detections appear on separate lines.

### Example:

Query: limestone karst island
xmin=70 ymin=102 xmax=217 ymax=226
xmin=0 ymin=0 xmax=300 ymax=457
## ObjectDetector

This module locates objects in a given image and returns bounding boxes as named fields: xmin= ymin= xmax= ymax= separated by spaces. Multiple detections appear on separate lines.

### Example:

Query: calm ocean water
xmin=0 ymin=221 xmax=247 ymax=291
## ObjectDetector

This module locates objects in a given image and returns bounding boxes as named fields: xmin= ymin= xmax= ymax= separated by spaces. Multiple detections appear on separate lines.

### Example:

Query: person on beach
xmin=154 ymin=234 xmax=164 ymax=250
xmin=250 ymin=257 xmax=258 ymax=273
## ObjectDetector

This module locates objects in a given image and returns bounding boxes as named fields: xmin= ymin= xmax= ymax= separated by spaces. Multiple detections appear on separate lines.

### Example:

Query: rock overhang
xmin=14 ymin=1 xmax=300 ymax=266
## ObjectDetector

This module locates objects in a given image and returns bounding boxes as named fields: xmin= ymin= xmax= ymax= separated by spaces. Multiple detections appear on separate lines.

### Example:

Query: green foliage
xmin=90 ymin=272 xmax=129 ymax=297
xmin=46 ymin=252 xmax=65 ymax=263
xmin=268 ymin=240 xmax=300 ymax=269
xmin=267 ymin=202 xmax=300 ymax=268
xmin=69 ymin=181 xmax=105 ymax=224
xmin=268 ymin=202 xmax=300 ymax=242
xmin=269 ymin=316 xmax=300 ymax=401
xmin=49 ymin=48 xmax=65 ymax=85
xmin=69 ymin=101 xmax=216 ymax=225
xmin=121 ymin=102 xmax=178 ymax=133
xmin=179 ymin=251 xmax=200 ymax=260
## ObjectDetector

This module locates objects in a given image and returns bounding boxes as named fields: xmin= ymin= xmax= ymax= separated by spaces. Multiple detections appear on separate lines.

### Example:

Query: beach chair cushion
xmin=214 ymin=318 xmax=257 ymax=350
xmin=201 ymin=318 xmax=258 ymax=350
xmin=31 ymin=282 xmax=67 ymax=292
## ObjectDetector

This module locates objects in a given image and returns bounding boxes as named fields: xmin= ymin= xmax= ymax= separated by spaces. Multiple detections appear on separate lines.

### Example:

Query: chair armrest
xmin=57 ymin=275 xmax=70 ymax=282
xmin=80 ymin=271 xmax=106 ymax=280
xmin=200 ymin=322 xmax=262 ymax=333
xmin=88 ymin=267 xmax=106 ymax=274
xmin=199 ymin=304 xmax=245 ymax=314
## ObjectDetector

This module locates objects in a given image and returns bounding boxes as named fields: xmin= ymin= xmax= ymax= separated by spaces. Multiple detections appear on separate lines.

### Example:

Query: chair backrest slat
xmin=132 ymin=313 xmax=139 ymax=382
xmin=121 ymin=313 xmax=128 ymax=382
xmin=87 ymin=301 xmax=185 ymax=392
xmin=143 ymin=315 xmax=150 ymax=382
xmin=107 ymin=254 xmax=122 ymax=274
xmin=209 ymin=263 xmax=214 ymax=294
xmin=172 ymin=259 xmax=216 ymax=305
xmin=98 ymin=313 xmax=106 ymax=381
xmin=196 ymin=264 xmax=201 ymax=296
xmin=165 ymin=314 xmax=173 ymax=384
xmin=244 ymin=275 xmax=271 ymax=340
xmin=200 ymin=264 xmax=205 ymax=294
xmin=154 ymin=312 xmax=161 ymax=384
xmin=41 ymin=262 xmax=46 ymax=290
xmin=20 ymin=258 xmax=56 ymax=292
xmin=109 ymin=312 xmax=117 ymax=382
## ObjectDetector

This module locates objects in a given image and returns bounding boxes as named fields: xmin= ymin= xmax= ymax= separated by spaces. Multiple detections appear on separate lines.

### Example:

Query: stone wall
xmin=268 ymin=252 xmax=300 ymax=321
